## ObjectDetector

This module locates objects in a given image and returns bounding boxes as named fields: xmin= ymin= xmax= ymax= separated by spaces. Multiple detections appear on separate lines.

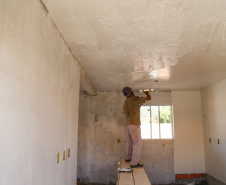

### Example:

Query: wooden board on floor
xmin=117 ymin=173 xmax=134 ymax=185
xmin=133 ymin=168 xmax=151 ymax=184
xmin=120 ymin=158 xmax=130 ymax=168
xmin=117 ymin=158 xmax=134 ymax=185
xmin=117 ymin=158 xmax=151 ymax=185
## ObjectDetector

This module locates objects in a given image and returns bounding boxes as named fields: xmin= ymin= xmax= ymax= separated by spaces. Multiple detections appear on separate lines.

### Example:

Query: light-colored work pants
xmin=126 ymin=125 xmax=142 ymax=165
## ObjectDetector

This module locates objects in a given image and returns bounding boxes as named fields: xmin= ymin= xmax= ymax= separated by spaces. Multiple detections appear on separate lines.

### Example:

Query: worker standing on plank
xmin=122 ymin=87 xmax=151 ymax=168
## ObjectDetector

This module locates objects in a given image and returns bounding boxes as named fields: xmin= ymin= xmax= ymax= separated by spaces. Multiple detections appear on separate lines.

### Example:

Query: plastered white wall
xmin=171 ymin=91 xmax=205 ymax=174
xmin=0 ymin=1 xmax=80 ymax=185
xmin=201 ymin=79 xmax=226 ymax=183
xmin=78 ymin=92 xmax=174 ymax=184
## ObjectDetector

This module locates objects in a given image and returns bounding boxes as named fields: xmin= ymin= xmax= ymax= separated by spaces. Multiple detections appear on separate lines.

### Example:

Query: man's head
xmin=122 ymin=87 xmax=134 ymax=98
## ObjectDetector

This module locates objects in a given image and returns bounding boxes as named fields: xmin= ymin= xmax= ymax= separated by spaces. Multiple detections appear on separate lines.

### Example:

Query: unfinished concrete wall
xmin=0 ymin=1 xmax=80 ymax=185
xmin=142 ymin=140 xmax=174 ymax=184
xmin=140 ymin=91 xmax=174 ymax=184
xmin=201 ymin=79 xmax=226 ymax=184
xmin=78 ymin=92 xmax=174 ymax=184
xmin=171 ymin=91 xmax=205 ymax=174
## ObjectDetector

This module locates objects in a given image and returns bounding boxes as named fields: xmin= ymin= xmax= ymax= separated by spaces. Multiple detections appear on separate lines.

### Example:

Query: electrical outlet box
xmin=63 ymin=151 xmax=65 ymax=161
xmin=57 ymin=153 xmax=60 ymax=164
xmin=68 ymin=149 xmax=70 ymax=158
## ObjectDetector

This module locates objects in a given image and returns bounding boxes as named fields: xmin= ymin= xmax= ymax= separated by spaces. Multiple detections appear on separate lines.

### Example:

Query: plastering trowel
xmin=139 ymin=89 xmax=154 ymax=93
xmin=117 ymin=168 xmax=133 ymax=173
xmin=117 ymin=162 xmax=133 ymax=173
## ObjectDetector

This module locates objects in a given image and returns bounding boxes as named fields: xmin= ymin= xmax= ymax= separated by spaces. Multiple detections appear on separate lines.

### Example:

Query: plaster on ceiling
xmin=43 ymin=0 xmax=226 ymax=92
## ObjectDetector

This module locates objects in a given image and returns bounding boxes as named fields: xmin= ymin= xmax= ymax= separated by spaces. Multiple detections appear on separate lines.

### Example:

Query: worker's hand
xmin=144 ymin=91 xmax=151 ymax=101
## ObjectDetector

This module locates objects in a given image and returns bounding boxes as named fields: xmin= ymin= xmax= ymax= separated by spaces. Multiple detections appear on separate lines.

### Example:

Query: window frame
xmin=140 ymin=104 xmax=174 ymax=140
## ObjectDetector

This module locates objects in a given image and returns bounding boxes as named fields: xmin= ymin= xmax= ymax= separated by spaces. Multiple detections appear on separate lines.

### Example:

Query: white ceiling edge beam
xmin=38 ymin=0 xmax=96 ymax=96
xmin=80 ymin=69 xmax=97 ymax=96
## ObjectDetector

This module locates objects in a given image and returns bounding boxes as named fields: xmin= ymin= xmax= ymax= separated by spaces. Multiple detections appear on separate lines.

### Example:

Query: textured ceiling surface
xmin=43 ymin=0 xmax=226 ymax=92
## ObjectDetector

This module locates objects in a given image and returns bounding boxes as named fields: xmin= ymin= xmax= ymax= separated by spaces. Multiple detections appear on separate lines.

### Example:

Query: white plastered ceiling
xmin=42 ymin=0 xmax=226 ymax=93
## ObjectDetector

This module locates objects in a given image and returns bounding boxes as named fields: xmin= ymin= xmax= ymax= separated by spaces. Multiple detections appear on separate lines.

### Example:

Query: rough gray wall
xmin=78 ymin=92 xmax=126 ymax=184
xmin=78 ymin=92 xmax=174 ymax=184
xmin=142 ymin=140 xmax=174 ymax=184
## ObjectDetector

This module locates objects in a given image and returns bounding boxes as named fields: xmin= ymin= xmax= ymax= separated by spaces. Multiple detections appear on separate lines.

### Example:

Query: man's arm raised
xmin=144 ymin=91 xmax=151 ymax=101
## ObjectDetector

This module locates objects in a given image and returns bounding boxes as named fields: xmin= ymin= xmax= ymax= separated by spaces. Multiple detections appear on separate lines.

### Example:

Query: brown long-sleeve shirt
xmin=123 ymin=96 xmax=146 ymax=125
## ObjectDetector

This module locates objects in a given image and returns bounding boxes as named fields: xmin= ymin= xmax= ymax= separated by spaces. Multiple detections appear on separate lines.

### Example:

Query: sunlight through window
xmin=140 ymin=106 xmax=174 ymax=139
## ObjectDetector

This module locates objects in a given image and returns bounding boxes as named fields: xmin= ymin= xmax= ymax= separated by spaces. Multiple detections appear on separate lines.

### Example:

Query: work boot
xmin=130 ymin=163 xmax=144 ymax=168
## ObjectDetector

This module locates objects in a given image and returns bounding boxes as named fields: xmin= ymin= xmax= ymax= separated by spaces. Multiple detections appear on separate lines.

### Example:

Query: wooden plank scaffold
xmin=117 ymin=158 xmax=151 ymax=185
